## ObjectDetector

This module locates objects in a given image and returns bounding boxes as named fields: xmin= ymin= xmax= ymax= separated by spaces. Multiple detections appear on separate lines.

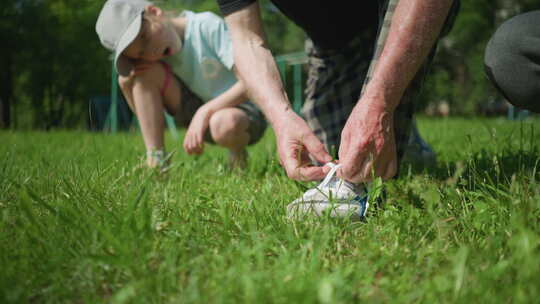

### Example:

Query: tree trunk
xmin=0 ymin=53 xmax=13 ymax=129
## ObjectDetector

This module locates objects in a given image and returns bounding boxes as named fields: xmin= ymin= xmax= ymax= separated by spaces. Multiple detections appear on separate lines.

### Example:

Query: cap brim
xmin=114 ymin=14 xmax=143 ymax=76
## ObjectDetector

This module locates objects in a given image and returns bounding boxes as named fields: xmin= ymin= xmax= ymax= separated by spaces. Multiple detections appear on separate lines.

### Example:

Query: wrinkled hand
xmin=183 ymin=106 xmax=211 ymax=155
xmin=274 ymin=111 xmax=332 ymax=181
xmin=338 ymin=103 xmax=397 ymax=183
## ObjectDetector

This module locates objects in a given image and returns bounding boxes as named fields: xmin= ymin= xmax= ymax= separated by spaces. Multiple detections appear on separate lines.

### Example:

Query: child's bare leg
xmin=118 ymin=62 xmax=181 ymax=167
xmin=209 ymin=108 xmax=250 ymax=151
xmin=209 ymin=108 xmax=250 ymax=167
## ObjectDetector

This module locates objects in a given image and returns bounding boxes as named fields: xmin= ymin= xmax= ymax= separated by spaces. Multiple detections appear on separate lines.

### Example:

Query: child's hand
xmin=183 ymin=107 xmax=212 ymax=155
xmin=128 ymin=59 xmax=154 ymax=77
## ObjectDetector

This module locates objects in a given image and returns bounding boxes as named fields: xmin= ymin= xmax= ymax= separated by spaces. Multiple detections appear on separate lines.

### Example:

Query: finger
xmin=138 ymin=64 xmax=151 ymax=71
xmin=192 ymin=135 xmax=202 ymax=153
xmin=383 ymin=158 xmax=397 ymax=180
xmin=133 ymin=68 xmax=149 ymax=76
xmin=338 ymin=135 xmax=349 ymax=163
xmin=190 ymin=138 xmax=198 ymax=155
xmin=183 ymin=138 xmax=189 ymax=153
xmin=198 ymin=140 xmax=205 ymax=154
xmin=321 ymin=165 xmax=332 ymax=175
xmin=128 ymin=69 xmax=137 ymax=78
xmin=338 ymin=154 xmax=368 ymax=183
xmin=194 ymin=145 xmax=203 ymax=155
xmin=186 ymin=136 xmax=196 ymax=155
xmin=303 ymin=133 xmax=332 ymax=164
xmin=189 ymin=135 xmax=199 ymax=154
xmin=281 ymin=146 xmax=306 ymax=181
xmin=281 ymin=145 xmax=328 ymax=181
xmin=360 ymin=160 xmax=375 ymax=183
xmin=294 ymin=165 xmax=328 ymax=181
xmin=185 ymin=144 xmax=193 ymax=155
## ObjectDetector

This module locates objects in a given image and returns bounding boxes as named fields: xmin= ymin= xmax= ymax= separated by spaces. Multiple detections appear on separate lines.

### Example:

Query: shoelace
xmin=318 ymin=162 xmax=342 ymax=188
xmin=304 ymin=162 xmax=355 ymax=198
xmin=319 ymin=162 xmax=369 ymax=218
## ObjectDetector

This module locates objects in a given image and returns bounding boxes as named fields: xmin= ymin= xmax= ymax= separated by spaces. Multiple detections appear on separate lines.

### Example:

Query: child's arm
xmin=183 ymin=79 xmax=247 ymax=155
xmin=201 ymin=78 xmax=248 ymax=114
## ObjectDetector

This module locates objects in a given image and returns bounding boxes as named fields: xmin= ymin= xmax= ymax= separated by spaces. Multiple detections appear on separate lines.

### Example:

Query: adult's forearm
xmin=362 ymin=0 xmax=454 ymax=111
xmin=224 ymin=2 xmax=292 ymax=127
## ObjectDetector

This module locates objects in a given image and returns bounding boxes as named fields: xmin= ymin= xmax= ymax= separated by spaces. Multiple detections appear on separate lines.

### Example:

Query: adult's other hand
xmin=338 ymin=102 xmax=397 ymax=183
xmin=274 ymin=110 xmax=332 ymax=181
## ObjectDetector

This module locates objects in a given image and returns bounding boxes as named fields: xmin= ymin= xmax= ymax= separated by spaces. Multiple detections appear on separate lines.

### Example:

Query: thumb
xmin=303 ymin=133 xmax=332 ymax=164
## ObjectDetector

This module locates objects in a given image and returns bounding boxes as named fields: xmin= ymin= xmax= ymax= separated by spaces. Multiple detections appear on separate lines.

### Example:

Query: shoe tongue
xmin=316 ymin=162 xmax=362 ymax=199
xmin=325 ymin=176 xmax=355 ymax=194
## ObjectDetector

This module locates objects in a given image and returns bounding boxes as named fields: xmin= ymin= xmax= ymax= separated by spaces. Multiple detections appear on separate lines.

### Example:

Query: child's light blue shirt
xmin=164 ymin=10 xmax=237 ymax=102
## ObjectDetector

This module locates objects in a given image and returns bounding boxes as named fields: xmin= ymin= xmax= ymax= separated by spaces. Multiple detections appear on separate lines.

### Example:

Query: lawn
xmin=1 ymin=117 xmax=539 ymax=303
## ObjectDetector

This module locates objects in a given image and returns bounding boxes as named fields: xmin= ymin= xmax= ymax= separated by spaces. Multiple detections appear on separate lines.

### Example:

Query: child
xmin=95 ymin=0 xmax=266 ymax=169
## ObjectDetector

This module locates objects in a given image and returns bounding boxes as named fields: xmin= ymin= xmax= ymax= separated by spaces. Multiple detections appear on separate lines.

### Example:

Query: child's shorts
xmin=172 ymin=78 xmax=267 ymax=145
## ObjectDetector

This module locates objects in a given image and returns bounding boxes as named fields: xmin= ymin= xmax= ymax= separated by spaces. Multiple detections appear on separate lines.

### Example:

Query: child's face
xmin=123 ymin=7 xmax=182 ymax=62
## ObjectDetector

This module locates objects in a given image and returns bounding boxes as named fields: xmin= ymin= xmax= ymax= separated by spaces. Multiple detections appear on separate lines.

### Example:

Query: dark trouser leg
xmin=302 ymin=37 xmax=373 ymax=159
xmin=485 ymin=11 xmax=540 ymax=113
xmin=303 ymin=0 xmax=460 ymax=176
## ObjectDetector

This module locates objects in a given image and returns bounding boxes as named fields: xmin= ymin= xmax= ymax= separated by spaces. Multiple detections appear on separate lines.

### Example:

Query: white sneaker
xmin=286 ymin=163 xmax=369 ymax=221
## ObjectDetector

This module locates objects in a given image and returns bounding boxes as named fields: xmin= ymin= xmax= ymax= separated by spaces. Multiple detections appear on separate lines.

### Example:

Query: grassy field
xmin=1 ymin=117 xmax=540 ymax=303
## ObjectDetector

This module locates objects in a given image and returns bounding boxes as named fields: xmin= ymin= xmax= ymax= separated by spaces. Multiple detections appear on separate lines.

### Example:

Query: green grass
xmin=1 ymin=117 xmax=540 ymax=303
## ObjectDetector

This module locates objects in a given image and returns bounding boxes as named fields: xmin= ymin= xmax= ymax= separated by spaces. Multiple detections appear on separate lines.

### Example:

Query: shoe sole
xmin=287 ymin=196 xmax=369 ymax=221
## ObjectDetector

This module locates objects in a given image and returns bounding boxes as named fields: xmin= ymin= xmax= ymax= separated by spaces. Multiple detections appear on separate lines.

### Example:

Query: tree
xmin=0 ymin=0 xmax=110 ymax=129
xmin=1 ymin=0 xmax=304 ymax=129
xmin=420 ymin=0 xmax=540 ymax=114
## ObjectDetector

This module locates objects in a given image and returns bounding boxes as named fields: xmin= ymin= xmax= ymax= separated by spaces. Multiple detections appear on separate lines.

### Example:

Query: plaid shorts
xmin=302 ymin=0 xmax=460 ymax=163
xmin=173 ymin=78 xmax=267 ymax=145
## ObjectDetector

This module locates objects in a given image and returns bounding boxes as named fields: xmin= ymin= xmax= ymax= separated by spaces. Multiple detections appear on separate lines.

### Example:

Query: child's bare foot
xmin=228 ymin=149 xmax=247 ymax=170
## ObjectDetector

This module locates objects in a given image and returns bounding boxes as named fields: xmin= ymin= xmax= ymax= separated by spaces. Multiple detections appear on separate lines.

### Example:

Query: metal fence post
xmin=293 ymin=64 xmax=302 ymax=113
xmin=275 ymin=52 xmax=307 ymax=115
xmin=277 ymin=61 xmax=287 ymax=86
xmin=109 ymin=60 xmax=118 ymax=133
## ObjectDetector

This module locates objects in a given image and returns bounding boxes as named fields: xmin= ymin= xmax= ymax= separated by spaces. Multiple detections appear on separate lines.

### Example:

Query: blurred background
xmin=1 ymin=0 xmax=539 ymax=130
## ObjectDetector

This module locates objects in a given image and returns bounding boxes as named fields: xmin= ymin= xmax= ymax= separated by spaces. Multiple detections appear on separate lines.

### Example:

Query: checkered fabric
xmin=302 ymin=0 xmax=460 ymax=165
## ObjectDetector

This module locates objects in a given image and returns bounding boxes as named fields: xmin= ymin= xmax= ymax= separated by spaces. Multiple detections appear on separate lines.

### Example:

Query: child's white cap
xmin=96 ymin=0 xmax=151 ymax=76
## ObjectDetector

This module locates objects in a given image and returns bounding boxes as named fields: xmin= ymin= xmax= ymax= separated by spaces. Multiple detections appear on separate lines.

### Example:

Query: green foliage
xmin=419 ymin=0 xmax=540 ymax=114
xmin=2 ymin=0 xmax=110 ymax=129
xmin=5 ymin=0 xmax=540 ymax=128
xmin=2 ymin=0 xmax=304 ymax=129
xmin=1 ymin=118 xmax=540 ymax=302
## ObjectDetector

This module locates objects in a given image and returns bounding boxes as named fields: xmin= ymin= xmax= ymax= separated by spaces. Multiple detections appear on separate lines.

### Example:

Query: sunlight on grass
xmin=1 ymin=118 xmax=540 ymax=303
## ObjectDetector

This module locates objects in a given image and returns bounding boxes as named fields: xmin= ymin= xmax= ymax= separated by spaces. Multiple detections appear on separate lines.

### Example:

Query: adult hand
xmin=273 ymin=110 xmax=333 ymax=181
xmin=338 ymin=102 xmax=397 ymax=183
xmin=183 ymin=106 xmax=212 ymax=155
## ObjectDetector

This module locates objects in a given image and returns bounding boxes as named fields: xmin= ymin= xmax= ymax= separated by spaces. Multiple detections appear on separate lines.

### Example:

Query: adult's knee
xmin=485 ymin=11 xmax=540 ymax=113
